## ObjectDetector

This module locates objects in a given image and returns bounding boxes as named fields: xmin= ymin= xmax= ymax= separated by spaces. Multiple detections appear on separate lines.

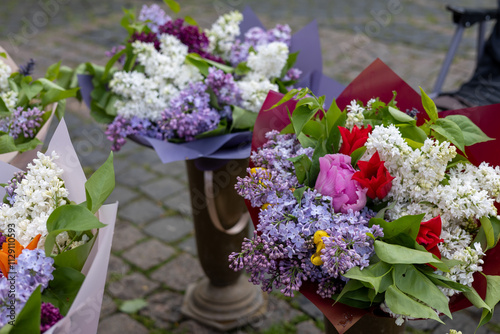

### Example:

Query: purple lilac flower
xmin=283 ymin=68 xmax=302 ymax=82
xmin=244 ymin=27 xmax=268 ymax=46
xmin=160 ymin=82 xmax=220 ymax=141
xmin=5 ymin=106 xmax=44 ymax=140
xmin=138 ymin=4 xmax=171 ymax=33
xmin=105 ymin=115 xmax=160 ymax=151
xmin=205 ymin=67 xmax=241 ymax=106
xmin=0 ymin=234 xmax=5 ymax=249
xmin=19 ymin=58 xmax=35 ymax=77
xmin=4 ymin=171 xmax=25 ymax=206
xmin=105 ymin=45 xmax=126 ymax=65
xmin=129 ymin=31 xmax=160 ymax=50
xmin=40 ymin=302 xmax=63 ymax=333
xmin=158 ymin=19 xmax=224 ymax=63
xmin=229 ymin=40 xmax=250 ymax=66
xmin=267 ymin=24 xmax=292 ymax=46
xmin=0 ymin=249 xmax=55 ymax=327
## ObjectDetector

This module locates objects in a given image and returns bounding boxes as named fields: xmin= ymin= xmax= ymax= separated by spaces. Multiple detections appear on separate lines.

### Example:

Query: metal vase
xmin=324 ymin=314 xmax=405 ymax=334
xmin=181 ymin=158 xmax=267 ymax=331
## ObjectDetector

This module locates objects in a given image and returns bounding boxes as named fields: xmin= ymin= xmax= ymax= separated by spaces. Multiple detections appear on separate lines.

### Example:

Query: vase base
xmin=181 ymin=276 xmax=267 ymax=331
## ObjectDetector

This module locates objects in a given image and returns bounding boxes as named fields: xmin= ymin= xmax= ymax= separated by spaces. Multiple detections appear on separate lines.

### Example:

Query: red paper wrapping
xmin=246 ymin=59 xmax=500 ymax=333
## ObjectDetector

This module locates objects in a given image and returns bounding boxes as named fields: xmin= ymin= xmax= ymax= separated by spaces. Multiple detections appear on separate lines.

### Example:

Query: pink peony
xmin=315 ymin=154 xmax=367 ymax=213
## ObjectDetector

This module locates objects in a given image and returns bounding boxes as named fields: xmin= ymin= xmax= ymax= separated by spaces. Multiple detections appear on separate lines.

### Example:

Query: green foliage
xmin=119 ymin=299 xmax=148 ymax=313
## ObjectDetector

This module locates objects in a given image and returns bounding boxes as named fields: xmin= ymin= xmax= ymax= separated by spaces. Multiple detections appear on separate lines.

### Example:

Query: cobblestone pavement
xmin=1 ymin=0 xmax=500 ymax=333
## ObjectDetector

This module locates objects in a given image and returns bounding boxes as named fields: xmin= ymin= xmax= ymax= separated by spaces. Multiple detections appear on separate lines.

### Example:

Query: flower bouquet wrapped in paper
xmin=0 ymin=47 xmax=78 ymax=168
xmin=0 ymin=119 xmax=117 ymax=333
xmin=230 ymin=59 xmax=500 ymax=333
xmin=77 ymin=1 xmax=343 ymax=163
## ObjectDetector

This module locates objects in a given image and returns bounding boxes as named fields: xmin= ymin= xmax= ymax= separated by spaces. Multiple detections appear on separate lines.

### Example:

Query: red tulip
xmin=416 ymin=216 xmax=444 ymax=259
xmin=352 ymin=151 xmax=394 ymax=200
xmin=338 ymin=125 xmax=372 ymax=156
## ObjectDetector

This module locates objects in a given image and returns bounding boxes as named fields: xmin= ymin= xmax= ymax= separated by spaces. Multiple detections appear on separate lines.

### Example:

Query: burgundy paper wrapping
xmin=246 ymin=58 xmax=500 ymax=333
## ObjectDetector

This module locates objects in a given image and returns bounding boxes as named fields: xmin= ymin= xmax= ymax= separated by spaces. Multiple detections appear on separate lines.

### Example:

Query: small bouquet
xmin=230 ymin=59 xmax=500 ymax=332
xmin=78 ymin=1 xmax=339 ymax=163
xmin=0 ymin=47 xmax=78 ymax=166
xmin=0 ymin=120 xmax=116 ymax=333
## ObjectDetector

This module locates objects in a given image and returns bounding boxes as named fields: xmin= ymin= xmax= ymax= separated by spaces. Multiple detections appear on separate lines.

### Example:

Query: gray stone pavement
xmin=2 ymin=0 xmax=500 ymax=333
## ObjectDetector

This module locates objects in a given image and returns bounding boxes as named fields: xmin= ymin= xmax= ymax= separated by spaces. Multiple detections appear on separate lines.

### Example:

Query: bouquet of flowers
xmin=230 ymin=59 xmax=500 ymax=332
xmin=0 ymin=47 xmax=78 ymax=166
xmin=78 ymin=1 xmax=340 ymax=163
xmin=0 ymin=120 xmax=116 ymax=333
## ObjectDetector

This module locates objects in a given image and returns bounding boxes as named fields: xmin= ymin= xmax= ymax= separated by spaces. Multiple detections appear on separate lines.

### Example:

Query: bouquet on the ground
xmin=78 ymin=1 xmax=339 ymax=163
xmin=0 ymin=120 xmax=117 ymax=333
xmin=0 ymin=47 xmax=78 ymax=165
xmin=230 ymin=59 xmax=500 ymax=333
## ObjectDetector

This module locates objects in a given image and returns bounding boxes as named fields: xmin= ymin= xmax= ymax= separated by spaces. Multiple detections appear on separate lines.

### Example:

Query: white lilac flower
xmin=345 ymin=100 xmax=366 ymax=130
xmin=0 ymin=151 xmax=68 ymax=248
xmin=205 ymin=11 xmax=243 ymax=60
xmin=246 ymin=41 xmax=289 ymax=79
xmin=237 ymin=75 xmax=278 ymax=113
xmin=0 ymin=61 xmax=12 ymax=92
xmin=0 ymin=91 xmax=18 ymax=112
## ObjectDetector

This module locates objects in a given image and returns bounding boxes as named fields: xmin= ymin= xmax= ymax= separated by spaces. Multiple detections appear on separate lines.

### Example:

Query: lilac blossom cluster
xmin=138 ymin=3 xmax=171 ymax=33
xmin=229 ymin=24 xmax=292 ymax=65
xmin=232 ymin=131 xmax=382 ymax=298
xmin=4 ymin=171 xmax=26 ymax=206
xmin=160 ymin=82 xmax=221 ymax=141
xmin=205 ymin=67 xmax=241 ymax=106
xmin=0 ymin=106 xmax=44 ymax=140
xmin=105 ymin=115 xmax=159 ymax=151
xmin=0 ymin=249 xmax=55 ymax=327
xmin=40 ymin=302 xmax=63 ymax=333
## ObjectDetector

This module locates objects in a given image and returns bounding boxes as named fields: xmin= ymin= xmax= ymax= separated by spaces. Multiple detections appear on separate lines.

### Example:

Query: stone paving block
xmin=151 ymin=253 xmax=204 ymax=291
xmin=106 ymin=254 xmax=130 ymax=281
xmin=107 ymin=272 xmax=160 ymax=300
xmin=164 ymin=190 xmax=192 ymax=216
xmin=106 ymin=185 xmax=139 ymax=206
xmin=118 ymin=199 xmax=164 ymax=226
xmin=296 ymin=320 xmax=322 ymax=334
xmin=122 ymin=239 xmax=176 ymax=270
xmin=297 ymin=293 xmax=323 ymax=320
xmin=172 ymin=319 xmax=221 ymax=334
xmin=139 ymin=291 xmax=184 ymax=329
xmin=178 ymin=236 xmax=197 ymax=256
xmin=139 ymin=177 xmax=186 ymax=201
xmin=111 ymin=221 xmax=145 ymax=251
xmin=98 ymin=313 xmax=148 ymax=334
xmin=100 ymin=293 xmax=117 ymax=318
xmin=115 ymin=166 xmax=156 ymax=187
xmin=144 ymin=215 xmax=193 ymax=242
xmin=251 ymin=295 xmax=304 ymax=331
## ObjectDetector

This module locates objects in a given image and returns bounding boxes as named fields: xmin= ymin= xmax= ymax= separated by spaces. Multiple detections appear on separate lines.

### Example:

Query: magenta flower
xmin=315 ymin=154 xmax=367 ymax=213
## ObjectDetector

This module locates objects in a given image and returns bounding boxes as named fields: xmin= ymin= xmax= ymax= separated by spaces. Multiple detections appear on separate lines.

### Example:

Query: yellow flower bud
xmin=311 ymin=230 xmax=329 ymax=266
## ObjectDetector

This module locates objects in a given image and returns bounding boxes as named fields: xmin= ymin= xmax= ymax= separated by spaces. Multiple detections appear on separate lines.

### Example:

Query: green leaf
xmin=56 ymin=99 xmax=66 ymax=120
xmin=42 ymin=266 xmax=85 ymax=315
xmin=447 ymin=154 xmax=470 ymax=169
xmin=266 ymin=88 xmax=300 ymax=110
xmin=350 ymin=146 xmax=366 ymax=167
xmin=464 ymin=287 xmax=490 ymax=312
xmin=444 ymin=114 xmax=494 ymax=146
xmin=21 ymin=80 xmax=43 ymax=100
xmin=163 ymin=0 xmax=180 ymax=13
xmin=234 ymin=62 xmax=251 ymax=76
xmin=343 ymin=261 xmax=393 ymax=294
xmin=325 ymin=99 xmax=343 ymax=131
xmin=431 ymin=118 xmax=465 ymax=153
xmin=186 ymin=53 xmax=233 ymax=74
xmin=372 ymin=214 xmax=425 ymax=241
xmin=393 ymin=264 xmax=452 ymax=318
xmin=0 ymin=52 xmax=6 ymax=58
xmin=41 ymin=86 xmax=79 ymax=106
xmin=0 ymin=134 xmax=42 ymax=154
xmin=420 ymin=87 xmax=438 ymax=123
xmin=45 ymin=61 xmax=61 ymax=81
xmin=335 ymin=279 xmax=365 ymax=304
xmin=308 ymin=139 xmax=328 ymax=186
xmin=385 ymin=285 xmax=444 ymax=323
xmin=302 ymin=120 xmax=324 ymax=140
xmin=423 ymin=271 xmax=471 ymax=292
xmin=478 ymin=275 xmax=500 ymax=328
xmin=119 ymin=298 xmax=148 ymax=314
xmin=293 ymin=187 xmax=307 ymax=203
xmin=184 ymin=15 xmax=198 ymax=26
xmin=102 ymin=47 xmax=127 ymax=80
xmin=44 ymin=205 xmax=106 ymax=256
xmin=404 ymin=137 xmax=424 ymax=149
xmin=374 ymin=240 xmax=447 ymax=271
xmin=288 ymin=154 xmax=312 ymax=185
xmin=398 ymin=124 xmax=427 ymax=143
xmin=291 ymin=105 xmax=319 ymax=136
xmin=388 ymin=106 xmax=416 ymax=124
xmin=231 ymin=106 xmax=258 ymax=131
xmin=9 ymin=286 xmax=41 ymax=333
xmin=473 ymin=216 xmax=500 ymax=251
xmin=53 ymin=232 xmax=97 ymax=271
xmin=85 ymin=152 xmax=115 ymax=214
